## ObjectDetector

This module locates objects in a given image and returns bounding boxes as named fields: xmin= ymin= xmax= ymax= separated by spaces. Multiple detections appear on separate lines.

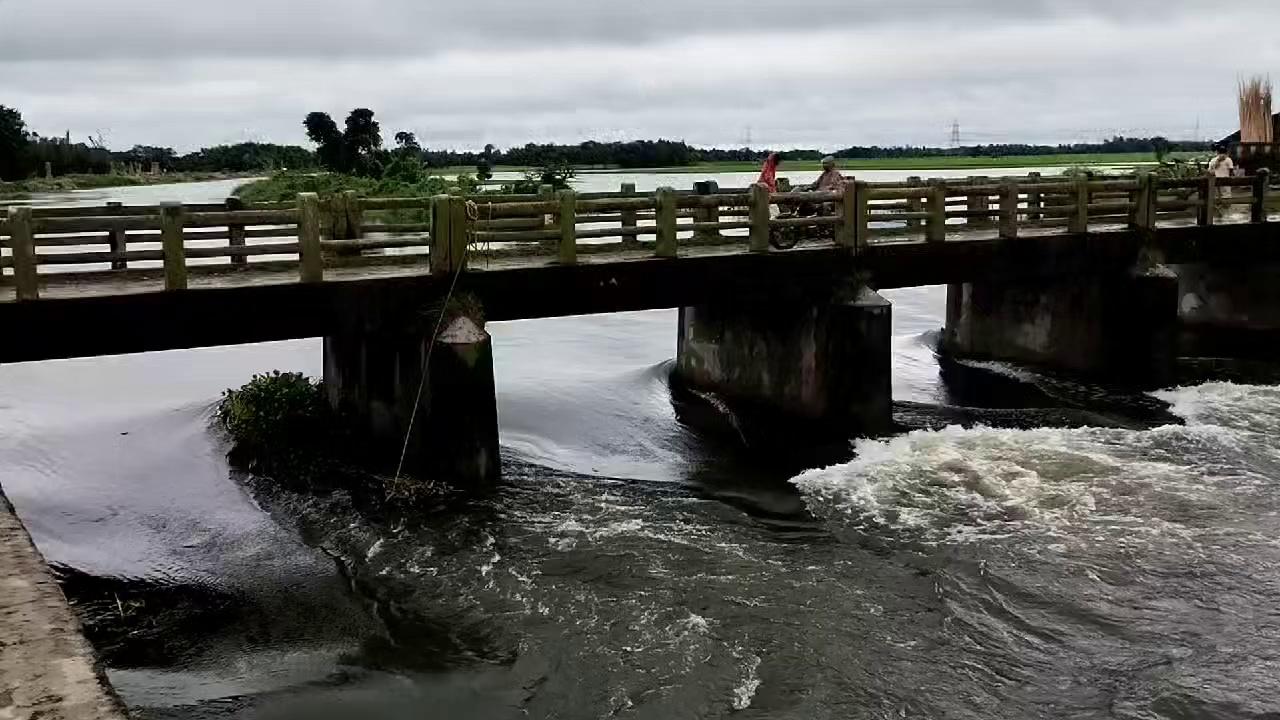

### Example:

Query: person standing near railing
xmin=757 ymin=152 xmax=781 ymax=193
xmin=1209 ymin=145 xmax=1236 ymax=219
xmin=1209 ymin=145 xmax=1236 ymax=179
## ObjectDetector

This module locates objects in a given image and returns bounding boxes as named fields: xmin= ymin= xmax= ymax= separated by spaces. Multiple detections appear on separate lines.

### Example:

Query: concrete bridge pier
xmin=323 ymin=314 xmax=500 ymax=488
xmin=1174 ymin=264 xmax=1280 ymax=359
xmin=674 ymin=286 xmax=893 ymax=442
xmin=944 ymin=265 xmax=1179 ymax=386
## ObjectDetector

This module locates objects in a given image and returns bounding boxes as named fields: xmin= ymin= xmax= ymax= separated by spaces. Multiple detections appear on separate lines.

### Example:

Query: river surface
xmin=3 ymin=174 xmax=1279 ymax=719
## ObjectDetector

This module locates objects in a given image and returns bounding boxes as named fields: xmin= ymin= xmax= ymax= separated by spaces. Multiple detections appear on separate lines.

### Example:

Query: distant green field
xmin=432 ymin=154 xmax=1210 ymax=179
xmin=605 ymin=153 xmax=1203 ymax=174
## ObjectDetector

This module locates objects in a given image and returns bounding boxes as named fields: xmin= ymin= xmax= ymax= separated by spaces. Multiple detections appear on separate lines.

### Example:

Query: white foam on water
xmin=675 ymin=612 xmax=711 ymax=636
xmin=792 ymin=383 xmax=1280 ymax=542
xmin=1156 ymin=382 xmax=1280 ymax=434
xmin=731 ymin=652 xmax=761 ymax=711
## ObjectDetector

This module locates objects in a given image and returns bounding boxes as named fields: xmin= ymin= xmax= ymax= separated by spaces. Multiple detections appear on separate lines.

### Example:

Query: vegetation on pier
xmin=218 ymin=371 xmax=449 ymax=511
xmin=215 ymin=286 xmax=486 ymax=511
xmin=217 ymin=371 xmax=339 ymax=487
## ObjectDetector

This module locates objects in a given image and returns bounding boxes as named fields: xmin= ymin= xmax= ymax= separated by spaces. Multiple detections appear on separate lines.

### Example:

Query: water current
xmin=3 ymin=172 xmax=1278 ymax=719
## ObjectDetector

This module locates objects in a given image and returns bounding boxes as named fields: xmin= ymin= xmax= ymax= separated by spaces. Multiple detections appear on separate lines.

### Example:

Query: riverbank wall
xmin=0 ymin=486 xmax=127 ymax=720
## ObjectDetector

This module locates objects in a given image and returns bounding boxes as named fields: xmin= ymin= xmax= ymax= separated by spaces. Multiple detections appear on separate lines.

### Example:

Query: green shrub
xmin=217 ymin=371 xmax=336 ymax=485
xmin=217 ymin=370 xmax=455 ymax=512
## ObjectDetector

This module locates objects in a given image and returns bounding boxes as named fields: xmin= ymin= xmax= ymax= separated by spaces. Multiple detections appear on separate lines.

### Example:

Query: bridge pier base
xmin=675 ymin=287 xmax=893 ymax=441
xmin=1174 ymin=264 xmax=1280 ymax=359
xmin=944 ymin=267 xmax=1179 ymax=386
xmin=323 ymin=316 xmax=500 ymax=488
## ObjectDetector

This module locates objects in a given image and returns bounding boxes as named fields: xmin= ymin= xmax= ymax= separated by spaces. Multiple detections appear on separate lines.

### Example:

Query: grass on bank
xmin=233 ymin=171 xmax=478 ymax=204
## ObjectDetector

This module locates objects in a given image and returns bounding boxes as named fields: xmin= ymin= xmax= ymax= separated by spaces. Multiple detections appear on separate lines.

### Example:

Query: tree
xmin=343 ymin=108 xmax=381 ymax=156
xmin=303 ymin=108 xmax=385 ymax=175
xmin=0 ymin=105 xmax=31 ymax=181
xmin=394 ymin=131 xmax=420 ymax=153
xmin=1151 ymin=136 xmax=1172 ymax=162
xmin=304 ymin=111 xmax=344 ymax=171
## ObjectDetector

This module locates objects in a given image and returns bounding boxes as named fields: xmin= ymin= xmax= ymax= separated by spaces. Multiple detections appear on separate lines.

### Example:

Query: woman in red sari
xmin=756 ymin=152 xmax=781 ymax=192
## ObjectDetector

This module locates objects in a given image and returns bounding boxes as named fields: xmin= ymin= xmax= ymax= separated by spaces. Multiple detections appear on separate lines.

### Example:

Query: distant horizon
xmin=9 ymin=121 xmax=1220 ymax=157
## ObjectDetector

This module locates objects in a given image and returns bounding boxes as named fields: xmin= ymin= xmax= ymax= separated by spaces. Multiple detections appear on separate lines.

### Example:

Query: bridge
xmin=3 ymin=171 xmax=1278 ymax=482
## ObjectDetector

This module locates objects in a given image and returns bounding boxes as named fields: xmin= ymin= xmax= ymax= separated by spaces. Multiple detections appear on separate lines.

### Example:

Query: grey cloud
xmin=0 ymin=0 xmax=1218 ymax=61
xmin=0 ymin=1 xmax=1274 ymax=151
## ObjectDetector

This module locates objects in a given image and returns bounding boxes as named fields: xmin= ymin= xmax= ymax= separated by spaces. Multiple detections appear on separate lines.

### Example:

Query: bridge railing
xmin=1 ymin=172 xmax=1273 ymax=301
xmin=848 ymin=173 xmax=1271 ymax=244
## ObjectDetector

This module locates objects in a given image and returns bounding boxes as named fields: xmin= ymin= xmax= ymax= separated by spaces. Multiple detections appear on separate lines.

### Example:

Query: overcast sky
xmin=2 ymin=0 xmax=1278 ymax=152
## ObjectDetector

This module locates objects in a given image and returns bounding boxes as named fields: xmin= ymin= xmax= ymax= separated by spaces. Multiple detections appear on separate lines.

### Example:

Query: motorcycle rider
xmin=808 ymin=156 xmax=845 ymax=193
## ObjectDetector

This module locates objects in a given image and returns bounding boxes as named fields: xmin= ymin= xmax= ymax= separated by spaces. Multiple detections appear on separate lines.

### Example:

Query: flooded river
xmin=2 ymin=172 xmax=1278 ymax=719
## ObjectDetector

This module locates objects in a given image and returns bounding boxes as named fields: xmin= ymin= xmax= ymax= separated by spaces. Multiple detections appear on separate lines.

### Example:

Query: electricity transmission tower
xmin=950 ymin=120 xmax=963 ymax=147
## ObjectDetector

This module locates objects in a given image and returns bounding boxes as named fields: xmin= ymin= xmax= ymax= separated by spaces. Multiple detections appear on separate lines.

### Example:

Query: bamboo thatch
xmin=1239 ymin=76 xmax=1274 ymax=144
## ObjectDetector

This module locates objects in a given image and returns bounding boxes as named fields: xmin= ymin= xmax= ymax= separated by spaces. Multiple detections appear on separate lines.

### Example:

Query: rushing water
xmin=3 ymin=174 xmax=1280 ymax=719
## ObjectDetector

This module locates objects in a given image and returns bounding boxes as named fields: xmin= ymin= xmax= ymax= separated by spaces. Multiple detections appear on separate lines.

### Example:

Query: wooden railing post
xmin=107 ymin=201 xmax=127 ymax=270
xmin=1026 ymin=171 xmax=1043 ymax=221
xmin=160 ymin=203 xmax=187 ymax=290
xmin=558 ymin=189 xmax=577 ymax=265
xmin=1198 ymin=174 xmax=1217 ymax=226
xmin=836 ymin=179 xmax=857 ymax=250
xmin=749 ymin=182 xmax=771 ymax=253
xmin=705 ymin=181 xmax=721 ymax=239
xmin=999 ymin=182 xmax=1019 ymax=239
xmin=344 ymin=190 xmax=364 ymax=240
xmin=8 ymin=207 xmax=38 ymax=301
xmin=1134 ymin=173 xmax=1157 ymax=231
xmin=905 ymin=176 xmax=923 ymax=232
xmin=226 ymin=196 xmax=246 ymax=266
xmin=329 ymin=191 xmax=349 ymax=240
xmin=693 ymin=180 xmax=720 ymax=243
xmin=1126 ymin=181 xmax=1140 ymax=227
xmin=654 ymin=186 xmax=677 ymax=258
xmin=297 ymin=192 xmax=323 ymax=282
xmin=620 ymin=182 xmax=638 ymax=248
xmin=926 ymin=181 xmax=947 ymax=243
xmin=539 ymin=184 xmax=556 ymax=251
xmin=429 ymin=194 xmax=451 ymax=275
xmin=967 ymin=176 xmax=990 ymax=227
xmin=1069 ymin=176 xmax=1089 ymax=233
xmin=449 ymin=195 xmax=470 ymax=269
xmin=854 ymin=180 xmax=870 ymax=248
xmin=1252 ymin=170 xmax=1270 ymax=224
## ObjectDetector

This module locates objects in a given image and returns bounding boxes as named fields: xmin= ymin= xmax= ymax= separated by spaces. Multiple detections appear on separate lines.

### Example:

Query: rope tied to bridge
xmin=389 ymin=198 xmax=487 ymax=492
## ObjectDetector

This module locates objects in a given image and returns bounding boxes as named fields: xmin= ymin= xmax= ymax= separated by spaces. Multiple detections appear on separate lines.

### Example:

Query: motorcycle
xmin=768 ymin=196 xmax=836 ymax=250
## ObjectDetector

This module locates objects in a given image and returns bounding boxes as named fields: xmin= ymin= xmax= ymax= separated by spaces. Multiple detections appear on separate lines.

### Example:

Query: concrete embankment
xmin=1 ymin=488 xmax=126 ymax=720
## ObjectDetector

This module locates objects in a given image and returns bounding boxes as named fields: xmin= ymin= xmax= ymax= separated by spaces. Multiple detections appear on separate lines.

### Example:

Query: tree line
xmin=1 ymin=102 xmax=1213 ymax=184
xmin=0 ymin=105 xmax=318 ymax=181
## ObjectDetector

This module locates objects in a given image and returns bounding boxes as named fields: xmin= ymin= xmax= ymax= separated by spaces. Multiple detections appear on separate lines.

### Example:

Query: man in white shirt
xmin=1207 ymin=145 xmax=1236 ymax=218
xmin=1208 ymin=145 xmax=1235 ymax=178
